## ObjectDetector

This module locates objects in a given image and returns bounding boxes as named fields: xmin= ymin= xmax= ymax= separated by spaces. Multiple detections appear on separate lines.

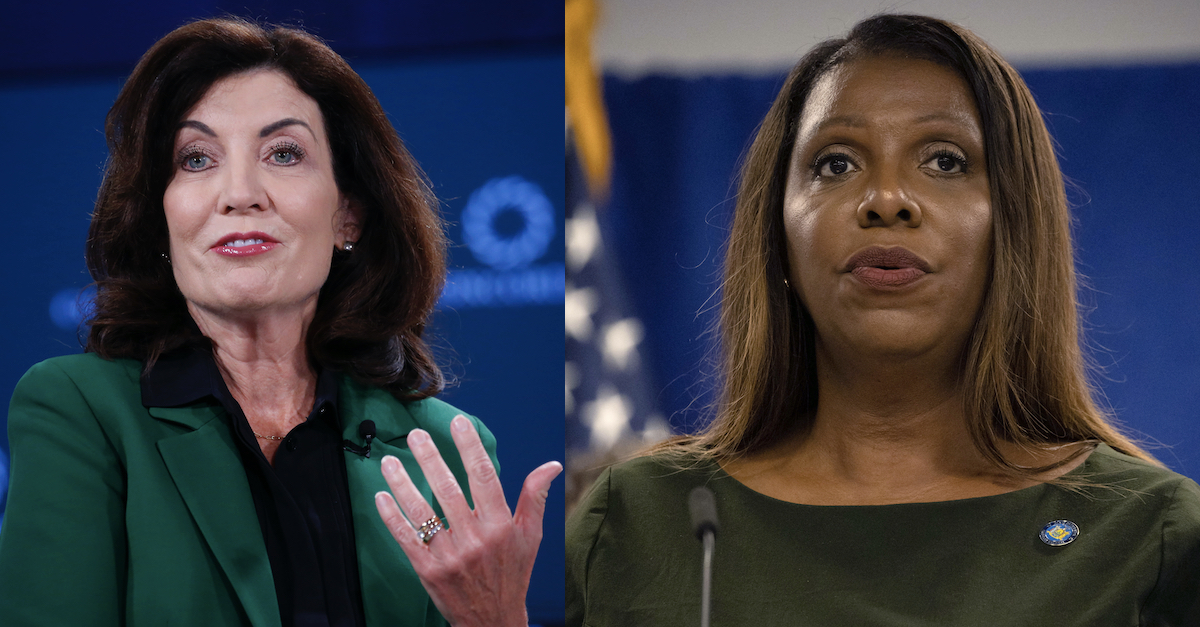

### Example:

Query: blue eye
xmin=179 ymin=150 xmax=211 ymax=171
xmin=269 ymin=141 xmax=306 ymax=165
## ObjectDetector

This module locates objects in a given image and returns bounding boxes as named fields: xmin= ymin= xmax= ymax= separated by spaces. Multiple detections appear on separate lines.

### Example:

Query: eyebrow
xmin=178 ymin=120 xmax=217 ymax=136
xmin=259 ymin=118 xmax=313 ymax=138
xmin=175 ymin=118 xmax=314 ymax=138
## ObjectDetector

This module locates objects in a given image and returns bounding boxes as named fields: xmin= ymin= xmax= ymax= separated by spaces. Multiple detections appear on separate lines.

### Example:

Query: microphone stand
xmin=700 ymin=526 xmax=714 ymax=627
xmin=689 ymin=486 xmax=719 ymax=627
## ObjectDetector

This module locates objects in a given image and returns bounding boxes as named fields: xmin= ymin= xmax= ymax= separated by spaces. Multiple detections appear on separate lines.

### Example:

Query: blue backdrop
xmin=0 ymin=3 xmax=564 ymax=624
xmin=598 ymin=63 xmax=1200 ymax=480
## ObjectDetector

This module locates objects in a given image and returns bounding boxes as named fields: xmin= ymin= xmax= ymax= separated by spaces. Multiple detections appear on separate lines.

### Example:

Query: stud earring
xmin=161 ymin=252 xmax=171 ymax=264
xmin=343 ymin=241 xmax=356 ymax=253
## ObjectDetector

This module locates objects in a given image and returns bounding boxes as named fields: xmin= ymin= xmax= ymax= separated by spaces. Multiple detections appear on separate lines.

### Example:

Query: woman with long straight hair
xmin=568 ymin=14 xmax=1199 ymax=625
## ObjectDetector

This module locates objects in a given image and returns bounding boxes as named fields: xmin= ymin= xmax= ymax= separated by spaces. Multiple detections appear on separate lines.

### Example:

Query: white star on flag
xmin=565 ymin=284 xmax=598 ymax=342
xmin=566 ymin=202 xmax=600 ymax=272
xmin=601 ymin=318 xmax=643 ymax=371
xmin=582 ymin=384 xmax=632 ymax=451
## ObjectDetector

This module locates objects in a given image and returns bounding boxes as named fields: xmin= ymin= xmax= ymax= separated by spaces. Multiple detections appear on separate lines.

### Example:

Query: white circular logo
xmin=462 ymin=176 xmax=555 ymax=270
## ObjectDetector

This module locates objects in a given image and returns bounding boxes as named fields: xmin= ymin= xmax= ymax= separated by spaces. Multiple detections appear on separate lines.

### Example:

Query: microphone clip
xmin=343 ymin=420 xmax=376 ymax=458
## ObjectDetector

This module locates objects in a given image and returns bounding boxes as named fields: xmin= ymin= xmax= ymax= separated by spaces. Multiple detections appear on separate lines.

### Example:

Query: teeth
xmin=224 ymin=239 xmax=265 ymax=247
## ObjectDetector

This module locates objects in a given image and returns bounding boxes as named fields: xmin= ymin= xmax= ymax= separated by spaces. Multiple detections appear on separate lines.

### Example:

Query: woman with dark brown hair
xmin=567 ymin=14 xmax=1200 ymax=626
xmin=0 ymin=17 xmax=559 ymax=627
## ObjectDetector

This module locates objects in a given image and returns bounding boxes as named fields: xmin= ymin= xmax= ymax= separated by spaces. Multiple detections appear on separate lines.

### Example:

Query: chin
xmin=189 ymin=286 xmax=313 ymax=319
xmin=819 ymin=312 xmax=963 ymax=362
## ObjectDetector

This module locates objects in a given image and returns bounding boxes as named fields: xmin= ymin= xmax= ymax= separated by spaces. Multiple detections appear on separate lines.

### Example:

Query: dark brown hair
xmin=86 ymin=17 xmax=447 ymax=399
xmin=664 ymin=14 xmax=1157 ymax=474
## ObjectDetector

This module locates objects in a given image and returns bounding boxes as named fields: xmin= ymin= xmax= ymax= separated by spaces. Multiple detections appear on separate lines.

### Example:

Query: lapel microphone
xmin=342 ymin=420 xmax=376 ymax=458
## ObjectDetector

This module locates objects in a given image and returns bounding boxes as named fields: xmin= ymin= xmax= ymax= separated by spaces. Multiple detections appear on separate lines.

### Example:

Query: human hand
xmin=374 ymin=415 xmax=563 ymax=627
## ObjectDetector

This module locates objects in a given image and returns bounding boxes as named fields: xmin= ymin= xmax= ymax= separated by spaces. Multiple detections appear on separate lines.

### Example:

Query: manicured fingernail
xmin=408 ymin=429 xmax=428 ymax=445
xmin=382 ymin=456 xmax=399 ymax=475
xmin=452 ymin=415 xmax=469 ymax=432
xmin=375 ymin=492 xmax=390 ymax=506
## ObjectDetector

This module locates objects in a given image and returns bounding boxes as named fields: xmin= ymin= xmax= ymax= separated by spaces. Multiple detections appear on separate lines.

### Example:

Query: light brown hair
xmin=663 ymin=14 xmax=1158 ymax=476
xmin=86 ymin=17 xmax=447 ymax=399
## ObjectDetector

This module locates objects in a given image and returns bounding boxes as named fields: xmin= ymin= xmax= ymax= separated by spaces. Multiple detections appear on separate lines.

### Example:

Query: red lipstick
xmin=844 ymin=246 xmax=930 ymax=290
xmin=212 ymin=231 xmax=279 ymax=257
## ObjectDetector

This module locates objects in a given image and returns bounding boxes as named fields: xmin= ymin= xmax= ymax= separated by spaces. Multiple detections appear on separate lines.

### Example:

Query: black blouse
xmin=141 ymin=347 xmax=366 ymax=627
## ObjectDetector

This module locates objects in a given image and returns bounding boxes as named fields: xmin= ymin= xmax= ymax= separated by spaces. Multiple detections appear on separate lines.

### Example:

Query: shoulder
xmin=338 ymin=376 xmax=497 ymax=460
xmin=403 ymin=395 xmax=496 ymax=457
xmin=1086 ymin=442 xmax=1200 ymax=526
xmin=608 ymin=453 xmax=721 ymax=496
xmin=15 ymin=352 xmax=140 ymax=392
xmin=10 ymin=353 xmax=143 ymax=422
xmin=568 ymin=453 xmax=716 ymax=545
xmin=401 ymin=395 xmax=477 ymax=432
xmin=339 ymin=376 xmax=480 ymax=433
xmin=1064 ymin=444 xmax=1200 ymax=537
xmin=567 ymin=453 xmax=717 ymax=624
xmin=1080 ymin=447 xmax=1200 ymax=622
xmin=1081 ymin=444 xmax=1200 ymax=502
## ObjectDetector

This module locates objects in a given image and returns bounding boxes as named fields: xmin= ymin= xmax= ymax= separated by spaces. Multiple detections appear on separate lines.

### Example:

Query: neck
xmin=723 ymin=339 xmax=1020 ymax=505
xmin=804 ymin=342 xmax=984 ymax=489
xmin=723 ymin=338 xmax=1093 ymax=505
xmin=188 ymin=302 xmax=317 ymax=439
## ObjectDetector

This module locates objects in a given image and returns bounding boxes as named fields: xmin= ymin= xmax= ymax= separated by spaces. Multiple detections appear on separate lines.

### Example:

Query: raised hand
xmin=374 ymin=415 xmax=563 ymax=627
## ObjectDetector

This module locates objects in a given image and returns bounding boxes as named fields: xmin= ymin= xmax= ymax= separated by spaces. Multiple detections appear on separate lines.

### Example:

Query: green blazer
xmin=0 ymin=353 xmax=497 ymax=626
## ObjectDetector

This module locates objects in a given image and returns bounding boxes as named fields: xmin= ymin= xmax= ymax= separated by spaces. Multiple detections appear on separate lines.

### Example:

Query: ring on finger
xmin=417 ymin=516 xmax=446 ymax=544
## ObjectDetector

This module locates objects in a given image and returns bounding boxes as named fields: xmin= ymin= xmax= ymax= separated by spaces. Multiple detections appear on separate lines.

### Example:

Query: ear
xmin=335 ymin=195 xmax=363 ymax=248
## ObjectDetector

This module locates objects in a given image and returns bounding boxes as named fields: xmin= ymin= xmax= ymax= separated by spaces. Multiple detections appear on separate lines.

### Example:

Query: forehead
xmin=182 ymin=69 xmax=325 ymax=134
xmin=796 ymin=55 xmax=981 ymax=140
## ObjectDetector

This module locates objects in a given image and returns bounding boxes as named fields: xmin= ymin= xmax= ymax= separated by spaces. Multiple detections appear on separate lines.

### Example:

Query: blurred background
xmin=566 ymin=0 xmax=1200 ymax=506
xmin=0 ymin=1 xmax=563 ymax=624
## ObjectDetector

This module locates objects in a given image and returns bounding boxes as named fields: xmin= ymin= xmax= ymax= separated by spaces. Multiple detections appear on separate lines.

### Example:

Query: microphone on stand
xmin=342 ymin=420 xmax=376 ymax=458
xmin=689 ymin=486 xmax=719 ymax=627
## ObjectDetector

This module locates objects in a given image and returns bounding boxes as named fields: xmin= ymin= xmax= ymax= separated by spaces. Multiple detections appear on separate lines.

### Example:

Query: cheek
xmin=295 ymin=180 xmax=343 ymax=236
xmin=282 ymin=193 xmax=344 ymax=269
xmin=951 ymin=201 xmax=994 ymax=301
xmin=162 ymin=183 xmax=201 ymax=248
xmin=963 ymin=198 xmax=993 ymax=268
xmin=784 ymin=200 xmax=838 ymax=286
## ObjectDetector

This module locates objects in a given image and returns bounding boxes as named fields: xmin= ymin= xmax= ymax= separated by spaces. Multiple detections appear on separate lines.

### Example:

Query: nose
xmin=218 ymin=155 xmax=268 ymax=214
xmin=855 ymin=166 xmax=922 ymax=228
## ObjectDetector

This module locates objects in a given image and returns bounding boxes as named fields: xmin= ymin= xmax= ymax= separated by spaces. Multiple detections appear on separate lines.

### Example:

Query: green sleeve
xmin=565 ymin=467 xmax=612 ymax=627
xmin=0 ymin=360 xmax=128 ymax=625
xmin=1141 ymin=477 xmax=1200 ymax=626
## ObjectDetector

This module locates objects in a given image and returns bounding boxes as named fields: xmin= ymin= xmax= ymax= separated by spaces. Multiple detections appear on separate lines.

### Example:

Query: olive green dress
xmin=567 ymin=445 xmax=1200 ymax=626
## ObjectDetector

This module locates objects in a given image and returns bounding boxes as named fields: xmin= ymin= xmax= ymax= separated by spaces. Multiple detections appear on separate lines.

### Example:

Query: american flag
xmin=564 ymin=139 xmax=670 ymax=512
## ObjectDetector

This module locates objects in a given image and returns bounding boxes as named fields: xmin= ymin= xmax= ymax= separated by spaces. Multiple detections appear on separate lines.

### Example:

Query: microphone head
xmin=689 ymin=486 xmax=719 ymax=540
xmin=359 ymin=420 xmax=376 ymax=440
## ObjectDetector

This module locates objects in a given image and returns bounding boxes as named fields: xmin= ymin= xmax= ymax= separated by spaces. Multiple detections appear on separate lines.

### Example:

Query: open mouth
xmin=223 ymin=238 xmax=265 ymax=247
xmin=845 ymin=246 xmax=930 ymax=289
xmin=212 ymin=232 xmax=277 ymax=257
xmin=851 ymin=265 xmax=925 ymax=287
